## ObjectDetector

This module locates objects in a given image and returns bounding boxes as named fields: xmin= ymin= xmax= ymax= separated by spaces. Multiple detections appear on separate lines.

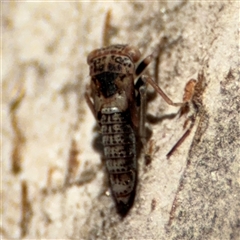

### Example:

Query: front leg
xmin=84 ymin=85 xmax=96 ymax=119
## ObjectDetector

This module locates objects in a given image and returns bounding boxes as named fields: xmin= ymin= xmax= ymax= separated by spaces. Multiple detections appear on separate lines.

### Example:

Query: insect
xmin=85 ymin=44 xmax=185 ymax=216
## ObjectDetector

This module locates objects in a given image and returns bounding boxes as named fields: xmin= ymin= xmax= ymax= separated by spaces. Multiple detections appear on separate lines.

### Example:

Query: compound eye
xmin=87 ymin=49 xmax=99 ymax=64
xmin=124 ymin=46 xmax=141 ymax=63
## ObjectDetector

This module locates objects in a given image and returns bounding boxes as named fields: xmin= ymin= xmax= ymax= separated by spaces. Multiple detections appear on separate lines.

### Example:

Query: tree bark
xmin=2 ymin=1 xmax=239 ymax=239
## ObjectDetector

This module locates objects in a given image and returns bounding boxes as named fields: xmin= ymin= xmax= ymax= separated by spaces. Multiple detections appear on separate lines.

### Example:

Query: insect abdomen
xmin=99 ymin=107 xmax=137 ymax=216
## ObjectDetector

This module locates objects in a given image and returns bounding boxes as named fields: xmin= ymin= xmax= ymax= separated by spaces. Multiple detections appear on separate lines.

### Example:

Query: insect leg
xmin=135 ymin=55 xmax=152 ymax=76
xmin=84 ymin=89 xmax=96 ymax=119
xmin=136 ymin=53 xmax=184 ymax=107
xmin=136 ymin=77 xmax=148 ymax=145
xmin=134 ymin=76 xmax=148 ymax=146
xmin=142 ymin=75 xmax=184 ymax=107
xmin=166 ymin=114 xmax=196 ymax=158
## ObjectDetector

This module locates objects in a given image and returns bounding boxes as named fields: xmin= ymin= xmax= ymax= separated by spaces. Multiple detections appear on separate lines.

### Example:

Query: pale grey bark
xmin=2 ymin=1 xmax=239 ymax=239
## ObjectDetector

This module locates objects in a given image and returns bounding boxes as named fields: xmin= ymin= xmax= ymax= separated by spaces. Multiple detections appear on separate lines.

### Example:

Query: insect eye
xmin=87 ymin=49 xmax=99 ymax=64
xmin=124 ymin=46 xmax=141 ymax=63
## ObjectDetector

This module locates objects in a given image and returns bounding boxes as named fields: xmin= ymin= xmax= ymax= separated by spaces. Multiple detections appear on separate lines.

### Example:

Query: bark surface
xmin=2 ymin=1 xmax=239 ymax=239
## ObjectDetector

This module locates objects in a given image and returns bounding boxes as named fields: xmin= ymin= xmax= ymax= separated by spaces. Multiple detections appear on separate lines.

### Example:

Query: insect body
xmin=86 ymin=44 xmax=184 ymax=216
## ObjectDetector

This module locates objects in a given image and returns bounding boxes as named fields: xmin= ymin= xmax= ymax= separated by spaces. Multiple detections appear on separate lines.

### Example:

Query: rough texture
xmin=2 ymin=1 xmax=239 ymax=239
